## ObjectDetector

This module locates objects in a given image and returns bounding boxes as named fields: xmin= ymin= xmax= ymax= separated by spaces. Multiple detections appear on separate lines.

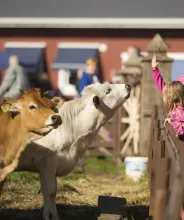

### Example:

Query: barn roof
xmin=0 ymin=0 xmax=184 ymax=29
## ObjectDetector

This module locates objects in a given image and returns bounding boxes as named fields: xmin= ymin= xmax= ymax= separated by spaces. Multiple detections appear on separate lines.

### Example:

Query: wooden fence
xmin=148 ymin=105 xmax=184 ymax=220
xmin=90 ymin=109 xmax=122 ymax=156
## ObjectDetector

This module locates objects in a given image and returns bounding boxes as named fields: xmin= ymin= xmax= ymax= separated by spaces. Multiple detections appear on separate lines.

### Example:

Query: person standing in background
xmin=0 ymin=56 xmax=30 ymax=98
xmin=78 ymin=57 xmax=112 ymax=142
xmin=121 ymin=45 xmax=142 ymax=70
xmin=78 ymin=58 xmax=99 ymax=95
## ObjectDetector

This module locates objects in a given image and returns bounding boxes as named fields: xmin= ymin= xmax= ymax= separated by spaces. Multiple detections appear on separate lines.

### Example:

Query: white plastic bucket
xmin=124 ymin=157 xmax=148 ymax=181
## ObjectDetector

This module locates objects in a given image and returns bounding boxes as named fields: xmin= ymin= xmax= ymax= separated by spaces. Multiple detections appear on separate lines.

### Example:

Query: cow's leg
xmin=0 ymin=179 xmax=5 ymax=196
xmin=0 ymin=158 xmax=19 ymax=182
xmin=40 ymin=167 xmax=59 ymax=220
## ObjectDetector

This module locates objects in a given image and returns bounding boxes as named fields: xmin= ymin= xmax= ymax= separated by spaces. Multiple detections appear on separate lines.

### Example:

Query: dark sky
xmin=0 ymin=0 xmax=183 ymax=18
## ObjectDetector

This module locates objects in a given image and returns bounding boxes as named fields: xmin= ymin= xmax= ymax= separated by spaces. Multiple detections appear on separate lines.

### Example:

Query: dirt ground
xmin=0 ymin=155 xmax=149 ymax=220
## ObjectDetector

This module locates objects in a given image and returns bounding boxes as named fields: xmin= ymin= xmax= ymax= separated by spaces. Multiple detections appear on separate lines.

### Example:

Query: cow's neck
xmin=61 ymin=98 xmax=107 ymax=135
xmin=0 ymin=112 xmax=27 ymax=166
xmin=59 ymin=99 xmax=108 ymax=160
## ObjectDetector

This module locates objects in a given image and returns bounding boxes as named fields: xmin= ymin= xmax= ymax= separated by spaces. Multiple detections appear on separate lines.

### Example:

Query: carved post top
xmin=120 ymin=51 xmax=142 ymax=75
xmin=148 ymin=34 xmax=168 ymax=54
xmin=142 ymin=34 xmax=173 ymax=63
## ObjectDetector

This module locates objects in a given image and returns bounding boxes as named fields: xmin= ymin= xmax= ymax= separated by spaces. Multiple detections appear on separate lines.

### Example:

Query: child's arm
xmin=152 ymin=55 xmax=165 ymax=93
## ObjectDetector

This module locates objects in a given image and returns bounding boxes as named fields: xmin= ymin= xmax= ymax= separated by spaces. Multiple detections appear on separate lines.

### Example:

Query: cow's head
xmin=82 ymin=83 xmax=131 ymax=119
xmin=3 ymin=88 xmax=62 ymax=139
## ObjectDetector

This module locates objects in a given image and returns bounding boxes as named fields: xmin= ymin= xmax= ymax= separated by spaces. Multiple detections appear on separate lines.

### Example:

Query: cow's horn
xmin=44 ymin=91 xmax=49 ymax=95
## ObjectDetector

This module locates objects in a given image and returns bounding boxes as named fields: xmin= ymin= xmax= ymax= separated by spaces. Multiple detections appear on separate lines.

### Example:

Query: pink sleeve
xmin=171 ymin=121 xmax=184 ymax=136
xmin=170 ymin=108 xmax=184 ymax=136
xmin=152 ymin=68 xmax=165 ymax=93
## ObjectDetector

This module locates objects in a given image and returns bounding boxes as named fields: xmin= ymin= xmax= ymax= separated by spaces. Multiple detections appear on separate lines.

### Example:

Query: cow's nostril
xmin=51 ymin=115 xmax=58 ymax=122
xmin=51 ymin=115 xmax=62 ymax=125
xmin=125 ymin=84 xmax=131 ymax=91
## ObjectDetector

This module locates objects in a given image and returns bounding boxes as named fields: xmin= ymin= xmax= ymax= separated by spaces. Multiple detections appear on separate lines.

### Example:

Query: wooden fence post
xmin=148 ymin=106 xmax=184 ymax=220
xmin=113 ymin=107 xmax=123 ymax=166
xmin=118 ymin=51 xmax=142 ymax=156
xmin=149 ymin=118 xmax=161 ymax=218
xmin=140 ymin=34 xmax=173 ymax=155
xmin=153 ymin=140 xmax=168 ymax=220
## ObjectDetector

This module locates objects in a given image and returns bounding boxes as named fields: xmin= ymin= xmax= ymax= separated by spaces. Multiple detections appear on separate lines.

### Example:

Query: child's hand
xmin=164 ymin=118 xmax=172 ymax=126
xmin=152 ymin=54 xmax=159 ymax=70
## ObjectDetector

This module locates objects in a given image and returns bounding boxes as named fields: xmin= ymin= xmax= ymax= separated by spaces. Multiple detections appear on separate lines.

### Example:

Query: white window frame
xmin=4 ymin=42 xmax=47 ymax=48
xmin=57 ymin=42 xmax=107 ymax=53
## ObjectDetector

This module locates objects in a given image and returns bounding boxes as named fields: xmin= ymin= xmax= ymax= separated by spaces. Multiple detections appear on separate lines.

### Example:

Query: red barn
xmin=0 ymin=0 xmax=184 ymax=91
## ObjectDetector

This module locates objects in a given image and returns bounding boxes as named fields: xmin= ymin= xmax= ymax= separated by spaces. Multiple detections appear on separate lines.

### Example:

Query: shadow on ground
xmin=0 ymin=204 xmax=100 ymax=220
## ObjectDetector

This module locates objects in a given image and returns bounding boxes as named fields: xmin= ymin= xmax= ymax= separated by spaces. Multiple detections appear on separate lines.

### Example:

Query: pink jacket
xmin=152 ymin=68 xmax=184 ymax=140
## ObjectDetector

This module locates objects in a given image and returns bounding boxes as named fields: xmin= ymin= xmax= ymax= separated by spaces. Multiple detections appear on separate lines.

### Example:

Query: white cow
xmin=14 ymin=83 xmax=131 ymax=220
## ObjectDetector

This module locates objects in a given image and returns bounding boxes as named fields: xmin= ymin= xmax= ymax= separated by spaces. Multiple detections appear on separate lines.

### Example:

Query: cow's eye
xmin=106 ymin=88 xmax=112 ymax=94
xmin=29 ymin=105 xmax=37 ymax=110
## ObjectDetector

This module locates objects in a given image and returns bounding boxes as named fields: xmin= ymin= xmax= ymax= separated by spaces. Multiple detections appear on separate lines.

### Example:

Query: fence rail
xmin=148 ymin=105 xmax=184 ymax=220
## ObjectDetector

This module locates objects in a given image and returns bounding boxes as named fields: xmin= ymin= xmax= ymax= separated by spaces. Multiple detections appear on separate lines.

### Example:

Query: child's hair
xmin=163 ymin=81 xmax=184 ymax=112
xmin=86 ymin=58 xmax=98 ymax=66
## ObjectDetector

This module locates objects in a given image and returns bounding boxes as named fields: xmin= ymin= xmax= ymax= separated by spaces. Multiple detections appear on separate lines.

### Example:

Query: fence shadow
xmin=0 ymin=204 xmax=100 ymax=220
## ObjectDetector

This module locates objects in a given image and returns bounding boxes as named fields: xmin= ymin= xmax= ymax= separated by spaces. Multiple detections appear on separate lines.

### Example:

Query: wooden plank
xmin=156 ymin=107 xmax=183 ymax=220
xmin=98 ymin=196 xmax=126 ymax=215
xmin=148 ymin=106 xmax=158 ymax=174
xmin=149 ymin=123 xmax=161 ymax=217
xmin=153 ymin=155 xmax=169 ymax=220
xmin=113 ymin=108 xmax=123 ymax=165
xmin=98 ymin=214 xmax=121 ymax=220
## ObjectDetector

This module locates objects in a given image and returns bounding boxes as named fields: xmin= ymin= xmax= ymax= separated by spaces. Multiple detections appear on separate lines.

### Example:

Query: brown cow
xmin=0 ymin=88 xmax=62 ymax=182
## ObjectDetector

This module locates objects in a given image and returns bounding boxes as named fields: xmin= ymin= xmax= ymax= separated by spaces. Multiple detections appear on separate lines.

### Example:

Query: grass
xmin=83 ymin=154 xmax=125 ymax=174
xmin=0 ymin=154 xmax=150 ymax=210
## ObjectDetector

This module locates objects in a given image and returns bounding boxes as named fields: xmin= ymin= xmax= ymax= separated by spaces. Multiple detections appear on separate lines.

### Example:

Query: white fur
xmin=16 ymin=83 xmax=130 ymax=220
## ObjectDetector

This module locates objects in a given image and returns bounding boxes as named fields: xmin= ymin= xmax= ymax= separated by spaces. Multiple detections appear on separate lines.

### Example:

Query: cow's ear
xmin=0 ymin=99 xmax=21 ymax=114
xmin=93 ymin=96 xmax=100 ymax=109
xmin=44 ymin=91 xmax=49 ymax=96
xmin=51 ymin=97 xmax=64 ymax=110
xmin=41 ymin=90 xmax=49 ymax=98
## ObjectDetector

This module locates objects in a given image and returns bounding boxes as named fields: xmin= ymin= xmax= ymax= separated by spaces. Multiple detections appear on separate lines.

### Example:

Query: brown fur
xmin=0 ymin=88 xmax=60 ymax=181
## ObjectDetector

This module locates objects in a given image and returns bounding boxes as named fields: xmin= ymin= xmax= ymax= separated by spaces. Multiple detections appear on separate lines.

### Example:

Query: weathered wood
xmin=119 ymin=51 xmax=142 ymax=156
xmin=140 ymin=34 xmax=173 ymax=155
xmin=153 ymin=156 xmax=169 ymax=220
xmin=98 ymin=195 xmax=126 ymax=215
xmin=148 ymin=105 xmax=184 ymax=220
xmin=113 ymin=109 xmax=123 ymax=165
xmin=149 ymin=123 xmax=161 ymax=217
xmin=98 ymin=214 xmax=121 ymax=220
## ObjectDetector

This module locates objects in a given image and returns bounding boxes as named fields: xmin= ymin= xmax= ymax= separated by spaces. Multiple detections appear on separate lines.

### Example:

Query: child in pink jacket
xmin=152 ymin=54 xmax=184 ymax=141
xmin=152 ymin=54 xmax=184 ymax=219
